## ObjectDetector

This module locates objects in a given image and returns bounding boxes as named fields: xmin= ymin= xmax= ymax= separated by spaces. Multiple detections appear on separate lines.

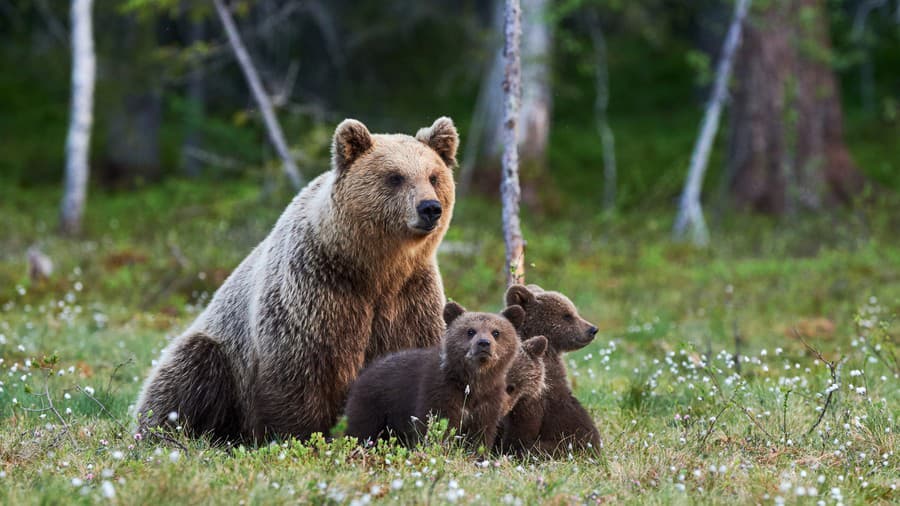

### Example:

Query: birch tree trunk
xmin=587 ymin=12 xmax=617 ymax=211
xmin=213 ymin=0 xmax=303 ymax=189
xmin=518 ymin=0 xmax=552 ymax=166
xmin=501 ymin=0 xmax=525 ymax=286
xmin=673 ymin=0 xmax=751 ymax=245
xmin=60 ymin=0 xmax=95 ymax=236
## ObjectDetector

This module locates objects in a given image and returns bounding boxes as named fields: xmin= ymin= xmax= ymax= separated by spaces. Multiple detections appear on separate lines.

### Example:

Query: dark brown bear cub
xmin=501 ymin=335 xmax=548 ymax=417
xmin=501 ymin=284 xmax=602 ymax=456
xmin=344 ymin=302 xmax=524 ymax=451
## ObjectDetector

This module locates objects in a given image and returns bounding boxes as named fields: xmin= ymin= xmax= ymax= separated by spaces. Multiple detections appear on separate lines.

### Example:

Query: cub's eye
xmin=506 ymin=384 xmax=515 ymax=394
xmin=387 ymin=174 xmax=405 ymax=187
xmin=429 ymin=174 xmax=438 ymax=186
xmin=564 ymin=314 xmax=574 ymax=322
xmin=491 ymin=330 xmax=500 ymax=338
xmin=467 ymin=329 xmax=476 ymax=337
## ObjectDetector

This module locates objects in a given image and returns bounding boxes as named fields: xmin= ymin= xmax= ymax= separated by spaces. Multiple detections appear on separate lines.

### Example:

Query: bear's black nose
xmin=588 ymin=326 xmax=598 ymax=336
xmin=416 ymin=200 xmax=442 ymax=226
xmin=476 ymin=338 xmax=491 ymax=350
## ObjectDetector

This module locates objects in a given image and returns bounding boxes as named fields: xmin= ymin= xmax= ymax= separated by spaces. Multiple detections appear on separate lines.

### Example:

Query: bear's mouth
xmin=466 ymin=349 xmax=494 ymax=364
xmin=411 ymin=221 xmax=439 ymax=234
xmin=570 ymin=334 xmax=596 ymax=349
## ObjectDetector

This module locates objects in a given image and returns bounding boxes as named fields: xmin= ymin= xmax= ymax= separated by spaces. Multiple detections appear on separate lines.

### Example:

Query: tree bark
xmin=674 ymin=0 xmax=751 ymax=245
xmin=461 ymin=0 xmax=552 ymax=200
xmin=213 ymin=0 xmax=303 ymax=190
xmin=586 ymin=11 xmax=617 ymax=211
xmin=518 ymin=0 xmax=552 ymax=166
xmin=729 ymin=0 xmax=864 ymax=214
xmin=60 ymin=0 xmax=95 ymax=236
xmin=502 ymin=0 xmax=525 ymax=286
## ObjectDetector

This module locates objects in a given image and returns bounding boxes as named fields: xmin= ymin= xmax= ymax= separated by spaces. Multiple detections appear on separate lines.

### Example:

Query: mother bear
xmin=136 ymin=117 xmax=459 ymax=442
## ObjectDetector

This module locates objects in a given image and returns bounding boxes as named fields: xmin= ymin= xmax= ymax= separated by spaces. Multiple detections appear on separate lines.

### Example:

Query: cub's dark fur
xmin=501 ymin=284 xmax=602 ymax=456
xmin=344 ymin=302 xmax=523 ymax=451
xmin=501 ymin=335 xmax=548 ymax=416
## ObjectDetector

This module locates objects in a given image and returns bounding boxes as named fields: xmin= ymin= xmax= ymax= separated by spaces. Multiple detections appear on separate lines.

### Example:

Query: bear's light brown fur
xmin=135 ymin=117 xmax=459 ymax=443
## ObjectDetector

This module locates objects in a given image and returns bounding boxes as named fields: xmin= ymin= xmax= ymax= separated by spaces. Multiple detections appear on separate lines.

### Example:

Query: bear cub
xmin=344 ymin=302 xmax=524 ymax=451
xmin=501 ymin=335 xmax=548 ymax=417
xmin=500 ymin=284 xmax=602 ymax=456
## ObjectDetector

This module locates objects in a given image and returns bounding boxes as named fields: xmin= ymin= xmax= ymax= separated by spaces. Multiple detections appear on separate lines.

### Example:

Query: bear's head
xmin=505 ymin=284 xmax=598 ymax=353
xmin=502 ymin=335 xmax=548 ymax=415
xmin=441 ymin=301 xmax=524 ymax=379
xmin=330 ymin=117 xmax=458 ymax=242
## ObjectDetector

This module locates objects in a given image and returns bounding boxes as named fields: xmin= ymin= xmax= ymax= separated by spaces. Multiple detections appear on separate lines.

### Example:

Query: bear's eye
xmin=387 ymin=173 xmax=405 ymax=187
xmin=506 ymin=384 xmax=515 ymax=394
xmin=564 ymin=314 xmax=574 ymax=322
xmin=467 ymin=329 xmax=476 ymax=337
xmin=491 ymin=330 xmax=500 ymax=338
xmin=429 ymin=174 xmax=438 ymax=186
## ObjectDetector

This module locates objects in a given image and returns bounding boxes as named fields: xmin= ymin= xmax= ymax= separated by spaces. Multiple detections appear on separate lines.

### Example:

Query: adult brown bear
xmin=135 ymin=117 xmax=459 ymax=443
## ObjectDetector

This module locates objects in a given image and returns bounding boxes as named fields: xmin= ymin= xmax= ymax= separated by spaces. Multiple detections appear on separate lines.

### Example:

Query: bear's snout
xmin=415 ymin=200 xmax=442 ymax=231
xmin=466 ymin=336 xmax=494 ymax=363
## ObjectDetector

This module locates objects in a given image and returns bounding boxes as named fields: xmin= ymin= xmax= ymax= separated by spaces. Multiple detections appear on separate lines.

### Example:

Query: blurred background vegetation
xmin=2 ymin=0 xmax=897 ymax=208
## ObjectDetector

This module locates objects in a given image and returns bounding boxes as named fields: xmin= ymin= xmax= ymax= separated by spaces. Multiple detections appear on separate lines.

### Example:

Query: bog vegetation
xmin=1 ymin=183 xmax=898 ymax=504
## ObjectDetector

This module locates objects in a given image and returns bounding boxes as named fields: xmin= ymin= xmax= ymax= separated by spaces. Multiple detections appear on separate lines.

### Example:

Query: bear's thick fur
xmin=135 ymin=117 xmax=459 ymax=442
xmin=500 ymin=284 xmax=602 ymax=455
xmin=344 ymin=302 xmax=524 ymax=451
xmin=501 ymin=335 xmax=548 ymax=416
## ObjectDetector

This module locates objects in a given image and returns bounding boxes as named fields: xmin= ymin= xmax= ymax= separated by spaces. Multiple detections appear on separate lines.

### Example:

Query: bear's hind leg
xmin=137 ymin=333 xmax=243 ymax=443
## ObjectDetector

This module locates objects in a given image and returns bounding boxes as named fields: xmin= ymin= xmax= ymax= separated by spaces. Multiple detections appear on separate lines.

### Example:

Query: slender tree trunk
xmin=729 ymin=0 xmax=863 ymax=213
xmin=458 ymin=49 xmax=503 ymax=196
xmin=213 ymin=0 xmax=303 ymax=189
xmin=518 ymin=0 xmax=552 ymax=165
xmin=587 ymin=11 xmax=617 ymax=211
xmin=674 ymin=0 xmax=751 ymax=245
xmin=459 ymin=0 xmax=505 ymax=196
xmin=463 ymin=0 xmax=552 ymax=200
xmin=502 ymin=0 xmax=525 ymax=286
xmin=60 ymin=0 xmax=95 ymax=236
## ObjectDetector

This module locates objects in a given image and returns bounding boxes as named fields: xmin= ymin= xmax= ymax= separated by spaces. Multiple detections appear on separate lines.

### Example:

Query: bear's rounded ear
xmin=505 ymin=284 xmax=536 ymax=308
xmin=416 ymin=116 xmax=459 ymax=167
xmin=501 ymin=304 xmax=526 ymax=331
xmin=443 ymin=301 xmax=466 ymax=326
xmin=332 ymin=119 xmax=373 ymax=174
xmin=525 ymin=284 xmax=545 ymax=294
xmin=523 ymin=335 xmax=548 ymax=358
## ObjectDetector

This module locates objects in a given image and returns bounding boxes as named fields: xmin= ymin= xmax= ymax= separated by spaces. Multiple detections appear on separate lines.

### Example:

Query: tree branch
xmin=213 ymin=0 xmax=304 ymax=189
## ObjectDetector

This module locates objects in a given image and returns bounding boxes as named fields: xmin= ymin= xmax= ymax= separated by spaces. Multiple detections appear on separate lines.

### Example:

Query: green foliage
xmin=1 ymin=180 xmax=898 ymax=503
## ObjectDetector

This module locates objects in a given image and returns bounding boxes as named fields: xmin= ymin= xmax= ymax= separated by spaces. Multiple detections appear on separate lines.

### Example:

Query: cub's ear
xmin=505 ymin=284 xmax=536 ymax=308
xmin=525 ymin=284 xmax=545 ymax=294
xmin=332 ymin=119 xmax=373 ymax=174
xmin=443 ymin=301 xmax=466 ymax=326
xmin=415 ymin=116 xmax=459 ymax=167
xmin=523 ymin=335 xmax=548 ymax=358
xmin=501 ymin=304 xmax=526 ymax=331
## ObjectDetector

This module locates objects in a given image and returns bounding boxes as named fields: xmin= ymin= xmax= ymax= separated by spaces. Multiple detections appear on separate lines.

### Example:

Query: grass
xmin=0 ymin=179 xmax=898 ymax=504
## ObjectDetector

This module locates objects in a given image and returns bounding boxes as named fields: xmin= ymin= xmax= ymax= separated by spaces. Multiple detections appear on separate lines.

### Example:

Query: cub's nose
xmin=416 ymin=200 xmax=442 ymax=226
xmin=476 ymin=338 xmax=491 ymax=350
xmin=588 ymin=326 xmax=598 ymax=336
